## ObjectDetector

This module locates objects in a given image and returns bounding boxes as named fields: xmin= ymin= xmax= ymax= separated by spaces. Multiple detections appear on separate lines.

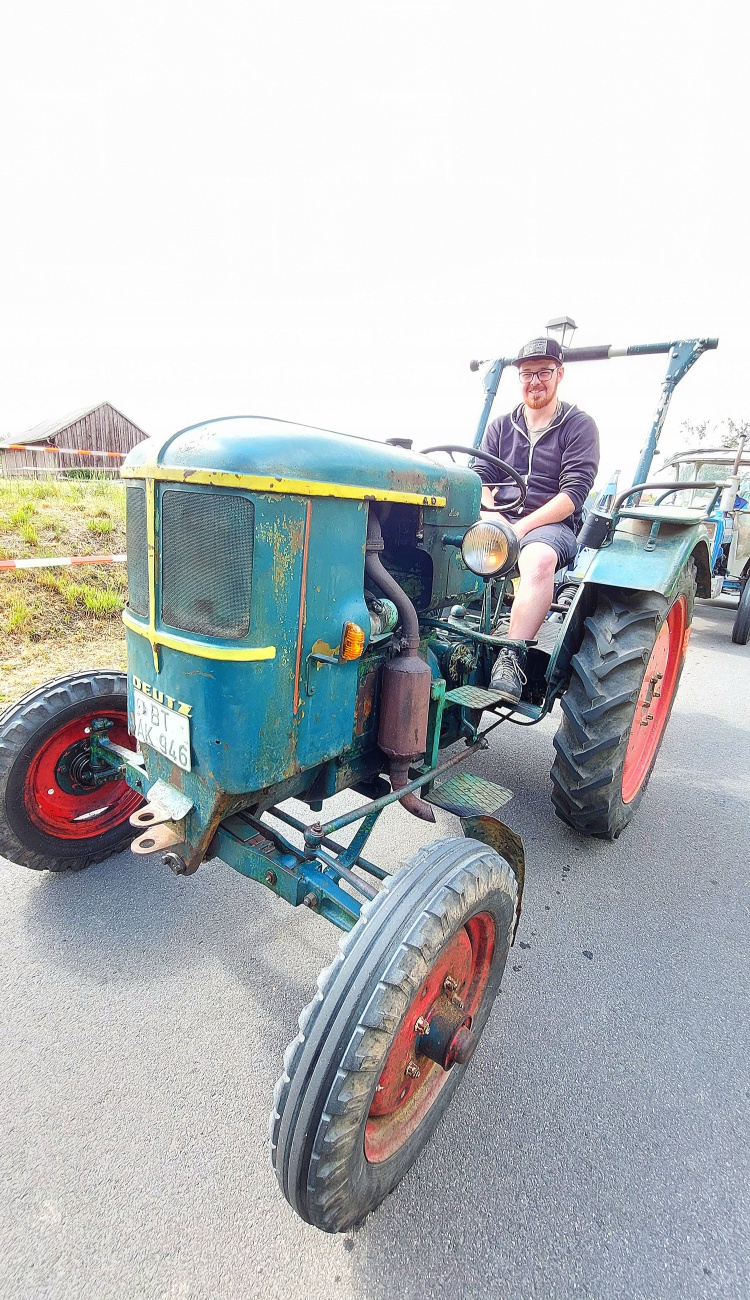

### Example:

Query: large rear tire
xmin=270 ymin=837 xmax=517 ymax=1232
xmin=731 ymin=579 xmax=750 ymax=645
xmin=551 ymin=562 xmax=695 ymax=839
xmin=0 ymin=671 xmax=143 ymax=871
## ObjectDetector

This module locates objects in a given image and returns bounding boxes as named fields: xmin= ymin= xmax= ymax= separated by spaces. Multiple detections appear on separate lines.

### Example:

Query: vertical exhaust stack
xmin=365 ymin=511 xmax=435 ymax=822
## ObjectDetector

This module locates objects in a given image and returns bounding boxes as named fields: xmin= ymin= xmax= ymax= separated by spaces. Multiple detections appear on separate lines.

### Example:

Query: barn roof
xmin=0 ymin=401 xmax=147 ymax=448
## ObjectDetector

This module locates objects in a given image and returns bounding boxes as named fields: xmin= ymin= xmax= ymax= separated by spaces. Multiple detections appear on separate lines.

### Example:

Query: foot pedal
xmin=444 ymin=685 xmax=513 ymax=709
xmin=426 ymin=772 xmax=512 ymax=817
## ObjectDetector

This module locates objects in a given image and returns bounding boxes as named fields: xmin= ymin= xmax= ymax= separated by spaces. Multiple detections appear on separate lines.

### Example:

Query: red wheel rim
xmin=621 ymin=596 xmax=689 ymax=805
xmin=364 ymin=911 xmax=496 ymax=1165
xmin=24 ymin=709 xmax=143 ymax=839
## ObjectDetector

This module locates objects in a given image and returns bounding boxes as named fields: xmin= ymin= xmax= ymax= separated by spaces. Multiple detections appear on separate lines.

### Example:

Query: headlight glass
xmin=461 ymin=520 xmax=519 ymax=577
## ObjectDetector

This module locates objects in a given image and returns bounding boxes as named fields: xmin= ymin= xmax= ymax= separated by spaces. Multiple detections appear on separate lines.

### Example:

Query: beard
xmin=522 ymin=374 xmax=558 ymax=413
xmin=526 ymin=388 xmax=550 ymax=407
xmin=525 ymin=385 xmax=557 ymax=411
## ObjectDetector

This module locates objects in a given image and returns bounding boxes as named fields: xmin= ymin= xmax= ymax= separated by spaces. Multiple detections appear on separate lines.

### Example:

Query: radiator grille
xmin=125 ymin=485 xmax=149 ymax=618
xmin=160 ymin=490 xmax=254 ymax=638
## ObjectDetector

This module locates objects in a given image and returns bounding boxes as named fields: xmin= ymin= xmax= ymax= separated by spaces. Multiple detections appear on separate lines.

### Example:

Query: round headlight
xmin=461 ymin=520 xmax=520 ymax=577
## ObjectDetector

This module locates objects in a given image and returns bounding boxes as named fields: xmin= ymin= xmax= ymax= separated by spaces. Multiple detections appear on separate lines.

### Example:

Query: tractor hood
xmin=122 ymin=416 xmax=475 ymax=508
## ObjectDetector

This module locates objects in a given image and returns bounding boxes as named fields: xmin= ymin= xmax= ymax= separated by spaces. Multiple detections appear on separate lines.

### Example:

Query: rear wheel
xmin=270 ymin=837 xmax=518 ymax=1232
xmin=0 ymin=671 xmax=143 ymax=871
xmin=551 ymin=562 xmax=695 ymax=839
xmin=732 ymin=579 xmax=750 ymax=645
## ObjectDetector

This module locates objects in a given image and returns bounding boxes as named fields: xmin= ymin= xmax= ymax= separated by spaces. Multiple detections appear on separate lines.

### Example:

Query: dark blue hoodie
xmin=477 ymin=400 xmax=600 ymax=530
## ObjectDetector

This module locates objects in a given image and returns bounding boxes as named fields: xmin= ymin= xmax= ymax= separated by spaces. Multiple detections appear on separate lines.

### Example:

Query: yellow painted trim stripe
xmin=121 ymin=465 xmax=446 ymax=508
xmin=145 ymin=479 xmax=158 ymax=671
xmin=122 ymin=610 xmax=276 ymax=661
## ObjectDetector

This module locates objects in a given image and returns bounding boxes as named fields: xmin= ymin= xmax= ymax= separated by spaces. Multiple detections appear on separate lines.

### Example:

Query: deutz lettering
xmin=131 ymin=675 xmax=192 ymax=715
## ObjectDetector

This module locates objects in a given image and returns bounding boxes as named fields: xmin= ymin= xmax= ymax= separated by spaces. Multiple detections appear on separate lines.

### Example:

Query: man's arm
xmin=558 ymin=415 xmax=600 ymax=516
xmin=512 ymin=492 xmax=576 ymax=539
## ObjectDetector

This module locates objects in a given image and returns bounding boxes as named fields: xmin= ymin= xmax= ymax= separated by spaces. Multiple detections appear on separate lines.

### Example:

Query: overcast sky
xmin=1 ymin=1 xmax=747 ymax=484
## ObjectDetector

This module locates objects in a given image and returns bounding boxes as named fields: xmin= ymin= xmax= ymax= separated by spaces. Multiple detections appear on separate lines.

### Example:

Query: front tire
xmin=0 ymin=671 xmax=143 ymax=871
xmin=270 ymin=837 xmax=518 ymax=1232
xmin=732 ymin=579 xmax=750 ymax=645
xmin=551 ymin=562 xmax=695 ymax=839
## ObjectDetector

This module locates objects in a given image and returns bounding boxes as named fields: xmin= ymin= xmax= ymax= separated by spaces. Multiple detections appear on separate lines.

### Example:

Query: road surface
xmin=1 ymin=595 xmax=748 ymax=1299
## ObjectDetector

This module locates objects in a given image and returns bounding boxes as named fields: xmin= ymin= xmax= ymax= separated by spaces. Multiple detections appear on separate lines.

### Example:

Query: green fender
xmin=544 ymin=513 xmax=712 ymax=709
xmin=569 ymin=510 xmax=713 ymax=599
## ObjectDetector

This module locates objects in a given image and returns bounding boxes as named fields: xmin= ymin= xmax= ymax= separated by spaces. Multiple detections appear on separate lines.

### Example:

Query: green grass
xmin=82 ymin=588 xmax=122 ymax=616
xmin=7 ymin=598 xmax=33 ymax=632
xmin=86 ymin=516 xmax=114 ymax=535
xmin=0 ymin=477 xmax=128 ymax=642
xmin=19 ymin=521 xmax=39 ymax=546
xmin=0 ymin=477 xmax=129 ymax=704
xmin=9 ymin=505 xmax=34 ymax=526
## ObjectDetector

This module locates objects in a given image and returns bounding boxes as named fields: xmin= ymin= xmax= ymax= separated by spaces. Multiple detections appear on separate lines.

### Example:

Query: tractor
xmin=654 ymin=437 xmax=750 ymax=644
xmin=0 ymin=333 xmax=717 ymax=1232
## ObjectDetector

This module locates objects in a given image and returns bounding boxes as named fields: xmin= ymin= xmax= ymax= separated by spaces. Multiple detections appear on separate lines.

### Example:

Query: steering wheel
xmin=421 ymin=444 xmax=527 ymax=512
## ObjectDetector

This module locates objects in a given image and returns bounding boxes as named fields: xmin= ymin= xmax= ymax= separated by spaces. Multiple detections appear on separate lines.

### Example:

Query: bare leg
xmin=508 ymin=542 xmax=558 ymax=640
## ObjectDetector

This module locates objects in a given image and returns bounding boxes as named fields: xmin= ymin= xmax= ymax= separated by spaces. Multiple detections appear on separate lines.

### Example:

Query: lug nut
xmin=405 ymin=1062 xmax=421 ymax=1079
xmin=303 ymin=892 xmax=319 ymax=909
xmin=414 ymin=1016 xmax=430 ymax=1035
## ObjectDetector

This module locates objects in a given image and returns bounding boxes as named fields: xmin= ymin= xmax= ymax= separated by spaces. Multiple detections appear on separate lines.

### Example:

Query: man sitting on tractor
xmin=477 ymin=336 xmax=600 ymax=703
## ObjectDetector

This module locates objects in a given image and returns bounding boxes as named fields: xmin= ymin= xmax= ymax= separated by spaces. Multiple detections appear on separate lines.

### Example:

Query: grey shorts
xmin=518 ymin=522 xmax=578 ymax=569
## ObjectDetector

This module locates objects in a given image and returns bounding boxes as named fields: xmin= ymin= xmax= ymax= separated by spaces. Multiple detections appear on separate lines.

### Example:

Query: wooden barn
xmin=0 ymin=402 xmax=149 ymax=478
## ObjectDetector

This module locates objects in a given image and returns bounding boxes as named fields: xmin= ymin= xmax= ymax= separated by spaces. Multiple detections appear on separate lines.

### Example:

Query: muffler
xmin=365 ymin=511 xmax=435 ymax=822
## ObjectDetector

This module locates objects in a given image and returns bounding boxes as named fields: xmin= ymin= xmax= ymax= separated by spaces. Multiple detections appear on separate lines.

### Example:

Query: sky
xmin=1 ymin=0 xmax=748 ymax=487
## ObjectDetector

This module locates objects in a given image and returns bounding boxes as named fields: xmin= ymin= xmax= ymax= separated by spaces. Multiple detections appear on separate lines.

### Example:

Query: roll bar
xmin=471 ymin=337 xmax=719 ymax=493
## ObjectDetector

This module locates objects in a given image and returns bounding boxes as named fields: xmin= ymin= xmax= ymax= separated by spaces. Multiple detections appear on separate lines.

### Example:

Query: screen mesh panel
xmin=125 ymin=485 xmax=149 ymax=618
xmin=160 ymin=490 xmax=254 ymax=638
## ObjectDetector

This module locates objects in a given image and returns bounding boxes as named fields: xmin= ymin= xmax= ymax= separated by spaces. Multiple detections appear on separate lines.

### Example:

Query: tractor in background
xmin=655 ymin=438 xmax=750 ymax=643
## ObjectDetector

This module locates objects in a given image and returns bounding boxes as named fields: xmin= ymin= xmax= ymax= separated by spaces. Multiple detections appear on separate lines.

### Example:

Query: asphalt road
xmin=2 ymin=595 xmax=748 ymax=1300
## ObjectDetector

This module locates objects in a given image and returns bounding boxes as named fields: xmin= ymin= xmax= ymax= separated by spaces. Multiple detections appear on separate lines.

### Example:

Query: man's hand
xmin=512 ymin=491 xmax=576 ymax=538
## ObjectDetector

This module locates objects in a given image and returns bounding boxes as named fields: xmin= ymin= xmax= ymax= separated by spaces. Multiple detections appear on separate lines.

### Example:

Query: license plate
xmin=132 ymin=688 xmax=192 ymax=772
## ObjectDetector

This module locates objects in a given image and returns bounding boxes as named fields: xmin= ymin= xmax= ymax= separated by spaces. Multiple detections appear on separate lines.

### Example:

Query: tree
xmin=679 ymin=417 xmax=748 ymax=450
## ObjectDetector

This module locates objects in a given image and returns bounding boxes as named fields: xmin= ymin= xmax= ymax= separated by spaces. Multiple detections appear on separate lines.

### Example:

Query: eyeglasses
xmin=518 ymin=366 xmax=559 ymax=383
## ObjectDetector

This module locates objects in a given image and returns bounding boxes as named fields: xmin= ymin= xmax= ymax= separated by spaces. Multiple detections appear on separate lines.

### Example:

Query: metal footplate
xmin=443 ymin=685 xmax=512 ymax=709
xmin=426 ymin=772 xmax=513 ymax=817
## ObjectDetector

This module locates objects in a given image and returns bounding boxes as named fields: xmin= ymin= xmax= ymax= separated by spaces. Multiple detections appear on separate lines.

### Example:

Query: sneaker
xmin=490 ymin=647 xmax=527 ymax=704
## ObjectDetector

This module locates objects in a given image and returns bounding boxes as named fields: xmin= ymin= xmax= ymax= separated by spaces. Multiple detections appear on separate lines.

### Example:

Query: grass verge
xmin=0 ymin=478 xmax=128 ymax=709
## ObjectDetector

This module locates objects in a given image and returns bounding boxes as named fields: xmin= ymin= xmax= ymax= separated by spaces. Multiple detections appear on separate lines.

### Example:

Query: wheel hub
xmin=24 ymin=707 xmax=143 ymax=840
xmin=55 ymin=738 xmax=111 ymax=796
xmin=364 ymin=911 xmax=496 ymax=1164
xmin=416 ymin=998 xmax=477 ymax=1070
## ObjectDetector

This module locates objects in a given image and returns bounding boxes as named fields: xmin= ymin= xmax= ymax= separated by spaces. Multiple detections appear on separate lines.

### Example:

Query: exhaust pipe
xmin=365 ymin=511 xmax=436 ymax=823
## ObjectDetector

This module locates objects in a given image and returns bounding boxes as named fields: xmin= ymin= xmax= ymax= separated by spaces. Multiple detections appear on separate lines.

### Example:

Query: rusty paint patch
xmin=263 ymin=517 xmax=304 ymax=590
xmin=311 ymin=638 xmax=339 ymax=657
xmin=354 ymin=666 xmax=379 ymax=736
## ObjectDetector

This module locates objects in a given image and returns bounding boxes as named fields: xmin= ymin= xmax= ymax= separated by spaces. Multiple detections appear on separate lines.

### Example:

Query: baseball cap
xmin=512 ymin=337 xmax=564 ymax=367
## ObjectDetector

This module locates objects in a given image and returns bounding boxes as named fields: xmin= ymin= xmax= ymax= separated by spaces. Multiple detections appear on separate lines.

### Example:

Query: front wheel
xmin=551 ymin=562 xmax=695 ymax=839
xmin=270 ymin=837 xmax=518 ymax=1232
xmin=732 ymin=579 xmax=750 ymax=645
xmin=0 ymin=671 xmax=143 ymax=871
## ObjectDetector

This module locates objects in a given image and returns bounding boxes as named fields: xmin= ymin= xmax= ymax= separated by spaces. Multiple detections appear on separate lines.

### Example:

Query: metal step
xmin=444 ymin=685 xmax=513 ymax=709
xmin=426 ymin=772 xmax=513 ymax=817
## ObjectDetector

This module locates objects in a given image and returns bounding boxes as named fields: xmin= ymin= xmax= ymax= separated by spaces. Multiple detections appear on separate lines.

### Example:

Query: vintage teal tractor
xmin=0 ymin=334 xmax=716 ymax=1230
xmin=654 ymin=437 xmax=750 ymax=644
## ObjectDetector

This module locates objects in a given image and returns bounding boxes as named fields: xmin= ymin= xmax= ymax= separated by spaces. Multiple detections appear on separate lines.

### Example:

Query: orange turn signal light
xmin=340 ymin=622 xmax=366 ymax=661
